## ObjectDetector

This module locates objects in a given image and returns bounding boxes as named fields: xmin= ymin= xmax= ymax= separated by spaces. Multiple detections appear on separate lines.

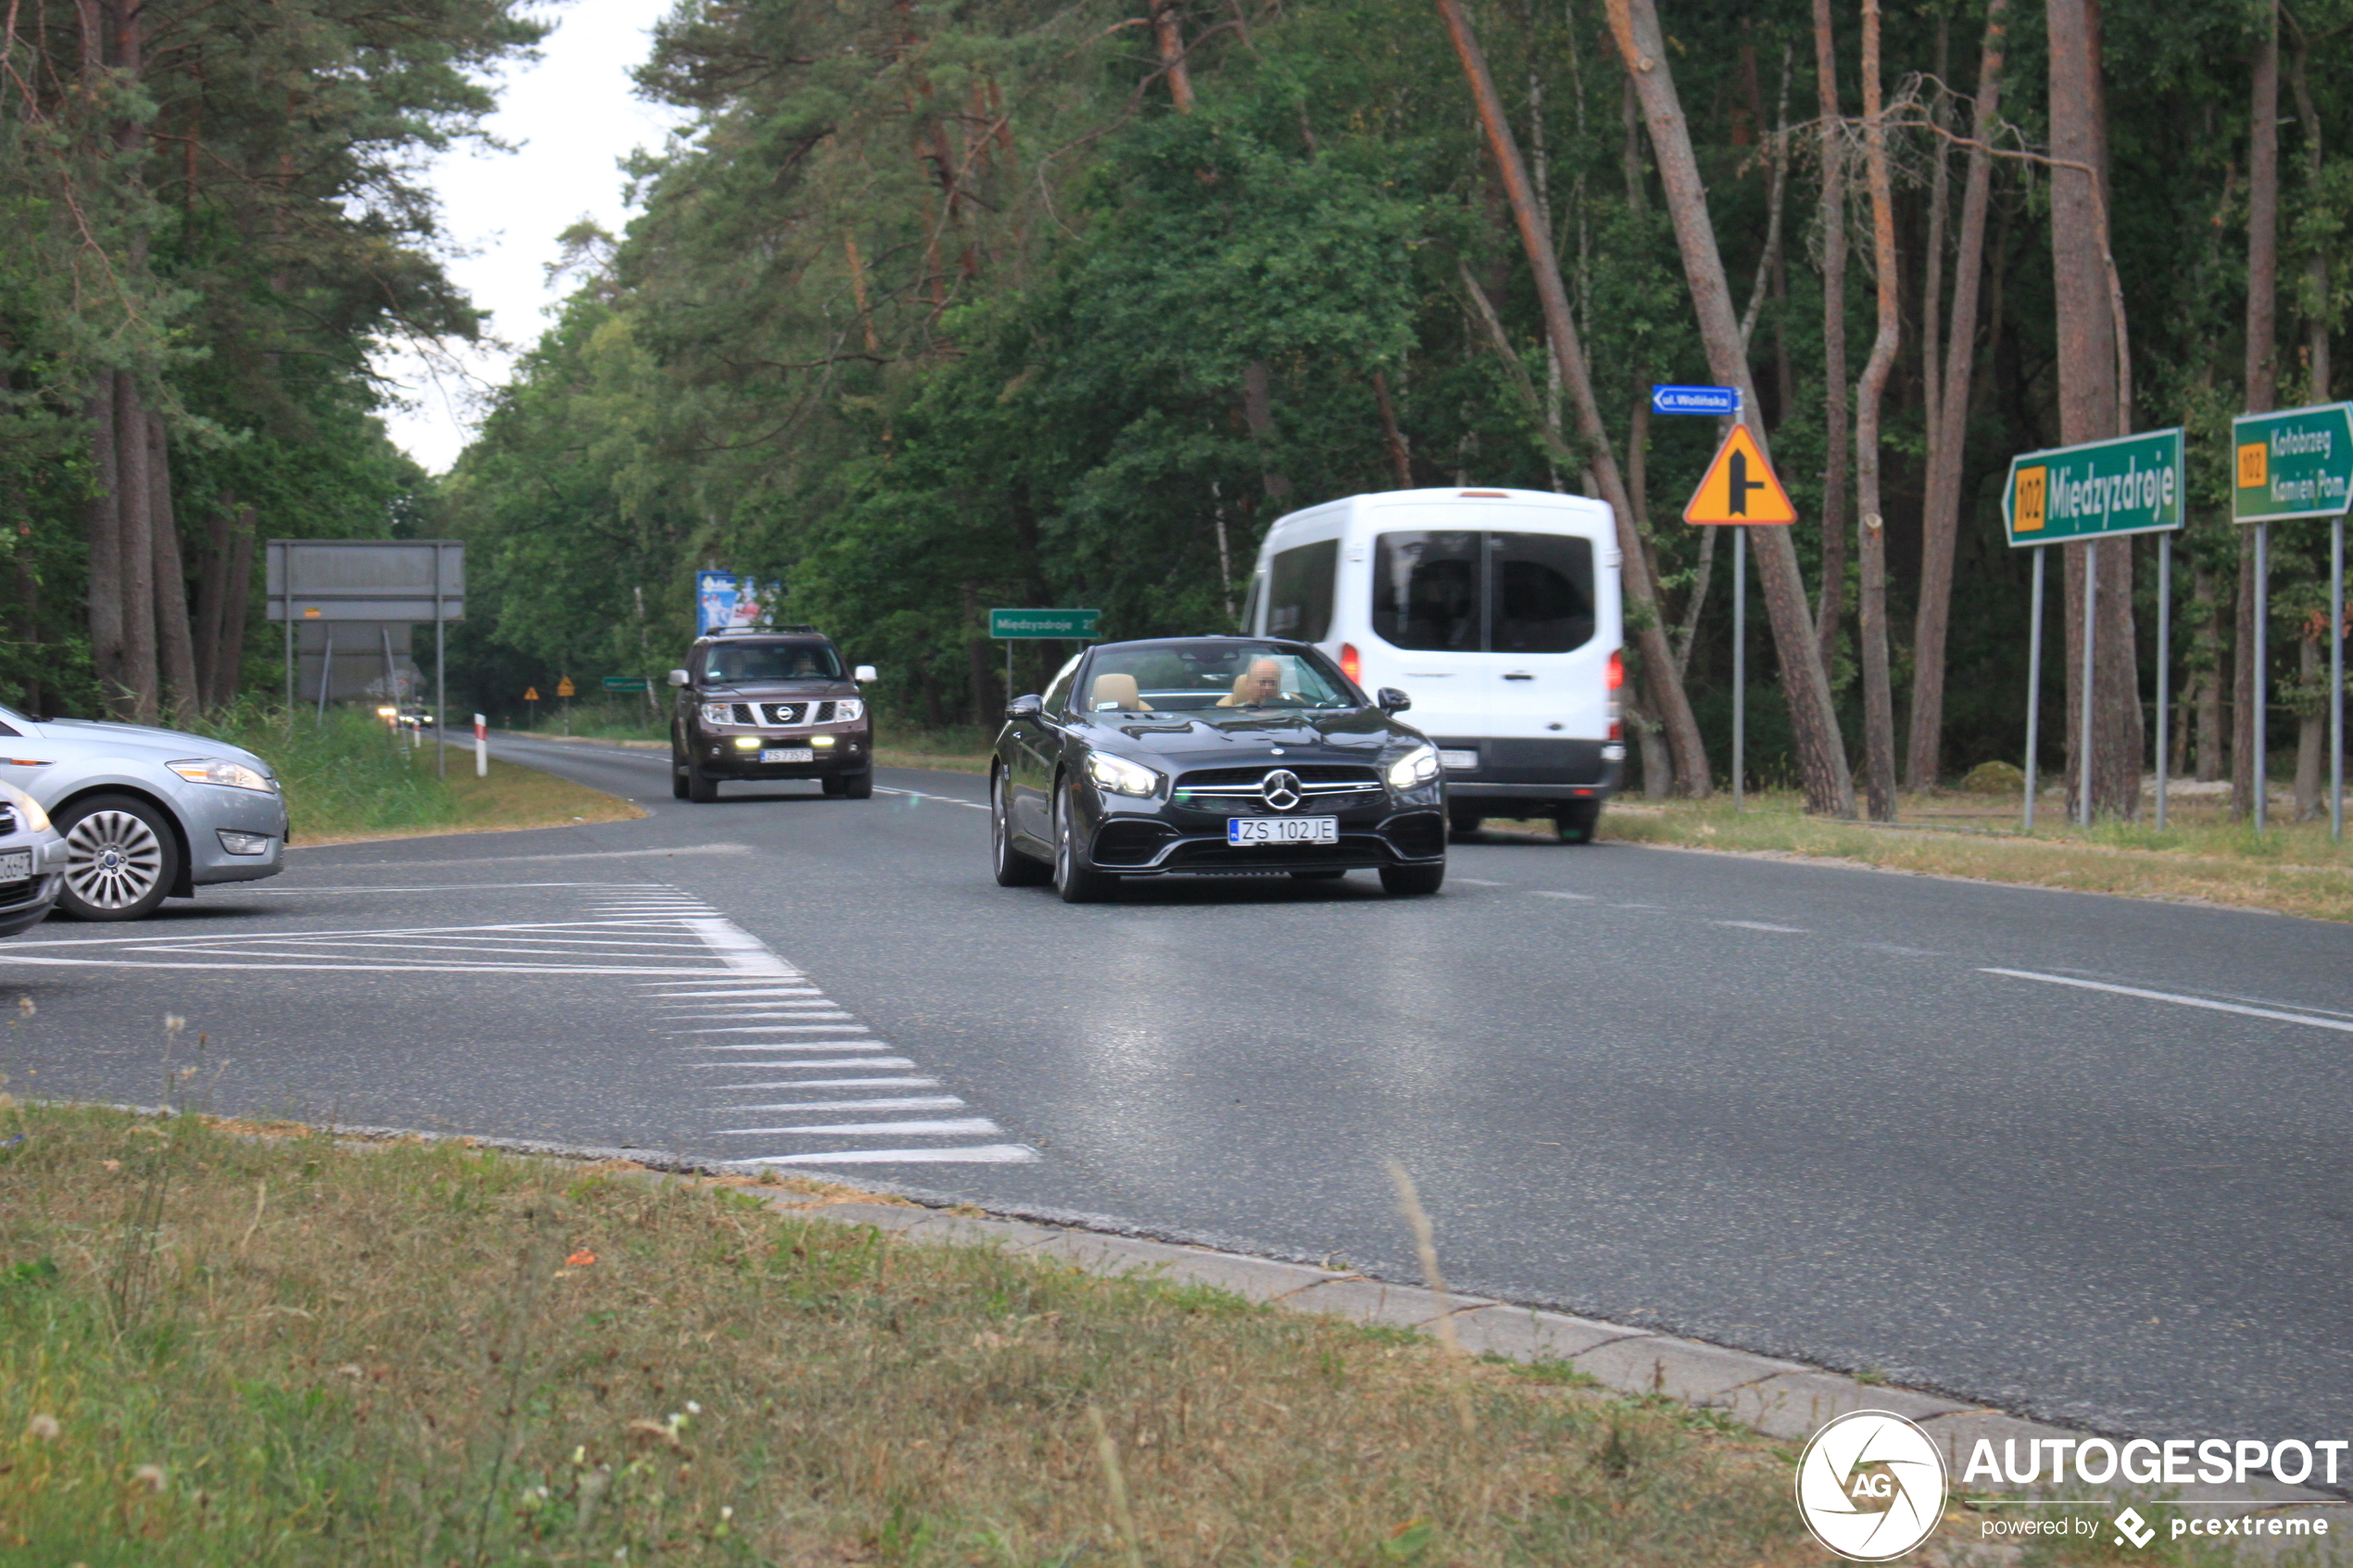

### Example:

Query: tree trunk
xmin=1606 ymin=0 xmax=1854 ymax=816
xmin=193 ymin=499 xmax=233 ymax=706
xmin=213 ymin=505 xmax=258 ymax=709
xmin=2193 ymin=560 xmax=2223 ymax=779
xmin=1811 ymin=0 xmax=1851 ymax=672
xmin=1240 ymin=360 xmax=1292 ymax=503
xmin=1920 ymin=20 xmax=1950 ymax=453
xmin=2047 ymin=0 xmax=2141 ymax=821
xmin=1151 ymin=0 xmax=1195 ymax=113
xmin=1371 ymin=369 xmax=1413 ymax=488
xmin=1436 ymin=0 xmax=1713 ymax=797
xmin=1853 ymin=0 xmax=1900 ymax=822
xmin=148 ymin=413 xmax=200 ymax=725
xmin=85 ymin=383 xmax=124 ymax=703
xmin=961 ymin=582 xmax=997 ymax=724
xmin=2233 ymin=0 xmax=2280 ymax=819
xmin=113 ymin=372 xmax=158 ymax=723
xmin=2295 ymin=633 xmax=2322 ymax=818
xmin=2287 ymin=25 xmax=2328 ymax=402
xmin=1905 ymin=0 xmax=2007 ymax=791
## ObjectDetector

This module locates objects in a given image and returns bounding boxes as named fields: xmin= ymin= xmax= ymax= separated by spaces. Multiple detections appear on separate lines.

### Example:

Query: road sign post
xmin=2002 ymin=429 xmax=2183 ymax=828
xmin=2233 ymin=402 xmax=2353 ymax=839
xmin=473 ymin=713 xmax=488 ymax=778
xmin=1683 ymin=415 xmax=1795 ymax=809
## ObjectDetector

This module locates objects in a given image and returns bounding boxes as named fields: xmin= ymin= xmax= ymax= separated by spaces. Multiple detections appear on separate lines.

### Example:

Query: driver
xmin=1217 ymin=658 xmax=1285 ymax=708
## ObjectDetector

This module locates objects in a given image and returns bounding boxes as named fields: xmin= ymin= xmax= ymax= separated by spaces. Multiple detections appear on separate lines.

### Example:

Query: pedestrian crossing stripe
xmin=1683 ymin=423 xmax=1798 ymax=525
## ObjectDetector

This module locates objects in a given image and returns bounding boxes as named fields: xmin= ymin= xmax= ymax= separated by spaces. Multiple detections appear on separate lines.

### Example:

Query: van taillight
xmin=1340 ymin=644 xmax=1362 ymax=684
xmin=1606 ymin=650 xmax=1624 ymax=691
xmin=1609 ymin=721 xmax=1622 ymax=740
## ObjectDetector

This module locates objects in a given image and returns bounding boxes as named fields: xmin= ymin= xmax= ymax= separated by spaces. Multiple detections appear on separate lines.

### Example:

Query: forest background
xmin=4 ymin=0 xmax=2347 ymax=818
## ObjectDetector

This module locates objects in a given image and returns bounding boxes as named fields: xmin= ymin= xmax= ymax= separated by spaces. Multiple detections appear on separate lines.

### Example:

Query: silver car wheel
xmin=63 ymin=809 xmax=166 ymax=911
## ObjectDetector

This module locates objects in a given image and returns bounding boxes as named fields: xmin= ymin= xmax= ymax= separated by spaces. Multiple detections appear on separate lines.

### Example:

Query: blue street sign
xmin=1651 ymin=384 xmax=1741 ymax=417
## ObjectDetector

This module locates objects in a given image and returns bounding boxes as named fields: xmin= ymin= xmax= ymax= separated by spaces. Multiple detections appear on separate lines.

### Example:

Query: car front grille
xmin=1172 ymin=763 xmax=1383 ymax=816
xmin=1176 ymin=764 xmax=1380 ymax=788
xmin=734 ymin=701 xmax=837 ymax=726
xmin=0 ymin=805 xmax=15 ymax=834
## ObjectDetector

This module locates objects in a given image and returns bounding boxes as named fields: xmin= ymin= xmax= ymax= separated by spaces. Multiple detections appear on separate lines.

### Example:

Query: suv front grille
xmin=0 ymin=805 xmax=15 ymax=834
xmin=735 ymin=701 xmax=837 ymax=726
xmin=1176 ymin=764 xmax=1381 ymax=791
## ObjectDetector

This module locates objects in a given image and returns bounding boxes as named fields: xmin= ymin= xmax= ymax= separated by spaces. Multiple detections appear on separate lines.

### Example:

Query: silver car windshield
xmin=1079 ymin=643 xmax=1356 ymax=713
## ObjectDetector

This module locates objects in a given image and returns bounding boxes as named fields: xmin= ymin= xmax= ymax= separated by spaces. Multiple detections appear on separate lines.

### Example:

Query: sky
xmin=373 ymin=0 xmax=690 ymax=475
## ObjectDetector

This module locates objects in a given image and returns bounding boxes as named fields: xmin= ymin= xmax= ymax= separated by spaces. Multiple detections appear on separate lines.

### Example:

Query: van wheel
xmin=1555 ymin=802 xmax=1600 ymax=844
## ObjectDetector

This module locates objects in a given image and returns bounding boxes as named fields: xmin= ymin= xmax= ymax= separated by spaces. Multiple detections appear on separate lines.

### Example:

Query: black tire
xmin=1051 ymin=781 xmax=1117 ymax=904
xmin=991 ymin=771 xmax=1051 ymax=886
xmin=838 ymin=771 xmax=874 ymax=800
xmin=1290 ymin=869 xmax=1347 ymax=881
xmin=1554 ymin=801 xmax=1601 ymax=845
xmin=670 ymin=749 xmax=690 ymax=800
xmin=686 ymin=754 xmax=720 ymax=803
xmin=1378 ymin=860 xmax=1446 ymax=897
xmin=55 ymin=793 xmax=180 ymax=922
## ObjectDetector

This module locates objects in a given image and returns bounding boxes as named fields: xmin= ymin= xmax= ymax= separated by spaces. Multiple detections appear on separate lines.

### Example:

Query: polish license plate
xmin=1439 ymin=749 xmax=1479 ymax=771
xmin=1227 ymin=817 xmax=1339 ymax=847
xmin=760 ymin=748 xmax=815 ymax=764
xmin=0 ymin=850 xmax=29 ymax=880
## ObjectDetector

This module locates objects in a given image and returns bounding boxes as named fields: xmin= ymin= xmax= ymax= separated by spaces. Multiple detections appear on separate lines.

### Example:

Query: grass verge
xmin=1590 ymin=792 xmax=2353 ymax=923
xmin=0 ymin=1099 xmax=1832 ymax=1567
xmin=197 ymin=706 xmax=644 ymax=846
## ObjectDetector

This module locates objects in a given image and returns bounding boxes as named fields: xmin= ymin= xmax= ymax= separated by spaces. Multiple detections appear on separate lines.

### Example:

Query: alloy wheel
xmin=63 ymin=809 xmax=166 ymax=911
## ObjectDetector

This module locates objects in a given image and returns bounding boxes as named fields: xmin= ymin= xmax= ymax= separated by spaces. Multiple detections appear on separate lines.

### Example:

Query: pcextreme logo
xmin=1793 ymin=1411 xmax=1949 ymax=1562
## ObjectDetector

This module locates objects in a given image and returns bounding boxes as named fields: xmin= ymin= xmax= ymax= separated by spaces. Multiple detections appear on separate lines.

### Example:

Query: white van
xmin=1240 ymin=487 xmax=1624 ymax=840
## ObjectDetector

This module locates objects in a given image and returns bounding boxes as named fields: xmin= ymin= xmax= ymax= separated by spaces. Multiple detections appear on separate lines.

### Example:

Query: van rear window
xmin=1265 ymin=539 xmax=1339 ymax=642
xmin=1372 ymin=531 xmax=1595 ymax=653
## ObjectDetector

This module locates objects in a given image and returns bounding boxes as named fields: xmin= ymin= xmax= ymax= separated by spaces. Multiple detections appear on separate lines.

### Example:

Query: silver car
xmin=0 ymin=781 xmax=66 ymax=936
xmin=0 ymin=703 xmax=288 ymax=921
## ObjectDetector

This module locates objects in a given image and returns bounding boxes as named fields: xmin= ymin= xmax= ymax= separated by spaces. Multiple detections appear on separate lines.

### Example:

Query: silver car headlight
xmin=699 ymin=703 xmax=740 ymax=727
xmin=1086 ymin=753 xmax=1160 ymax=798
xmin=0 ymin=780 xmax=49 ymax=832
xmin=1386 ymin=745 xmax=1441 ymax=790
xmin=169 ymin=758 xmax=277 ymax=794
xmin=833 ymin=698 xmax=865 ymax=722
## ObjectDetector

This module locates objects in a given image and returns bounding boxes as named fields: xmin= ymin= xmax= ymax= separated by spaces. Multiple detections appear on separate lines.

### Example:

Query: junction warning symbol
xmin=1684 ymin=424 xmax=1797 ymax=525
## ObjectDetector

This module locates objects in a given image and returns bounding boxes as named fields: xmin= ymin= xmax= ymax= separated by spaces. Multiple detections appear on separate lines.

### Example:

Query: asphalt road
xmin=3 ymin=730 xmax=2348 ymax=1447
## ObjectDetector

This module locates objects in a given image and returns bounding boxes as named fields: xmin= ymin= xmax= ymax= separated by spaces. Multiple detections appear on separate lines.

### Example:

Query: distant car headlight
xmin=833 ymin=699 xmax=864 ymax=722
xmin=1386 ymin=745 xmax=1441 ymax=790
xmin=169 ymin=758 xmax=276 ymax=793
xmin=1086 ymin=753 xmax=1160 ymax=798
xmin=699 ymin=703 xmax=739 ymax=727
xmin=0 ymin=781 xmax=49 ymax=832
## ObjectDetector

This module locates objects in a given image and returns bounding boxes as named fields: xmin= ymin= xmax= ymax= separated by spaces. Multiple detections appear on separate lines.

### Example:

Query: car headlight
xmin=699 ymin=703 xmax=739 ymax=726
xmin=0 ymin=781 xmax=49 ymax=833
xmin=1086 ymin=753 xmax=1160 ymax=798
xmin=169 ymin=758 xmax=277 ymax=793
xmin=1386 ymin=745 xmax=1441 ymax=790
xmin=833 ymin=699 xmax=864 ymax=722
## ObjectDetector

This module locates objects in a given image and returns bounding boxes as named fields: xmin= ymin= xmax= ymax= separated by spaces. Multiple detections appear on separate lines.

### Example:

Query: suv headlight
xmin=832 ymin=698 xmax=864 ymax=722
xmin=1386 ymin=745 xmax=1441 ymax=790
xmin=1086 ymin=753 xmax=1160 ymax=797
xmin=0 ymin=781 xmax=49 ymax=832
xmin=169 ymin=758 xmax=277 ymax=793
xmin=699 ymin=703 xmax=739 ymax=727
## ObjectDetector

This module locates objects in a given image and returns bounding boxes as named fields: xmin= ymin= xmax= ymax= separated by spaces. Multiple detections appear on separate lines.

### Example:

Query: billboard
xmin=697 ymin=571 xmax=778 ymax=634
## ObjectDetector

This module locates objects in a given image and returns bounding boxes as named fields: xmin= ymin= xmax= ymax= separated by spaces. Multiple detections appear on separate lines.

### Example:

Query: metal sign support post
xmin=2024 ymin=546 xmax=2045 ymax=831
xmin=434 ymin=559 xmax=447 ymax=779
xmin=2334 ymin=515 xmax=2345 ymax=844
xmin=283 ymin=617 xmax=295 ymax=721
xmin=2255 ymin=523 xmax=2269 ymax=834
xmin=2155 ymin=534 xmax=2171 ymax=831
xmin=2079 ymin=541 xmax=2097 ymax=827
xmin=1732 ymin=525 xmax=1746 ymax=811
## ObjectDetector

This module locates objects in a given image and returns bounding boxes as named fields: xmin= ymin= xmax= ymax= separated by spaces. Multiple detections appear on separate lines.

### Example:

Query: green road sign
xmin=989 ymin=608 xmax=1101 ymax=638
xmin=2002 ymin=428 xmax=2183 ymax=547
xmin=2232 ymin=403 xmax=2353 ymax=522
xmin=602 ymin=676 xmax=650 ymax=693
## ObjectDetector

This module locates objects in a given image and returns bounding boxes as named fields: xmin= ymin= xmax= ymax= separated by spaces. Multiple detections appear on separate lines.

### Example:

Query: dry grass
xmin=1592 ymin=791 xmax=2353 ymax=923
xmin=296 ymin=754 xmax=646 ymax=847
xmin=0 ymin=1101 xmax=1839 ymax=1567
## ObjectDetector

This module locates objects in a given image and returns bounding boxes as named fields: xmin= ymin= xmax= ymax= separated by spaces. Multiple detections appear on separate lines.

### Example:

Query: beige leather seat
xmin=1215 ymin=671 xmax=1254 ymax=708
xmin=1089 ymin=672 xmax=1151 ymax=710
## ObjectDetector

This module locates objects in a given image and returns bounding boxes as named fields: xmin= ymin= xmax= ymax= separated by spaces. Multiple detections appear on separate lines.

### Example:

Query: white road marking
xmin=1452 ymin=877 xmax=1510 ymax=886
xmin=286 ymin=843 xmax=754 ymax=868
xmin=702 ymin=1077 xmax=941 ymax=1090
xmin=1711 ymin=920 xmax=1807 ymax=934
xmin=874 ymin=786 xmax=989 ymax=811
xmin=723 ymin=1097 xmax=964 ymax=1112
xmin=664 ymin=1008 xmax=842 ymax=1018
xmin=747 ymin=1146 xmax=1037 ymax=1166
xmin=671 ymin=1022 xmax=862 ymax=1034
xmin=716 ymin=1117 xmax=1000 ymax=1136
xmin=686 ymin=1057 xmax=917 ymax=1070
xmin=1530 ymin=890 xmax=1596 ymax=900
xmin=1982 ymin=968 xmax=2353 ymax=1034
xmin=688 ymin=1041 xmax=884 ymax=1052
xmin=642 ymin=986 xmax=815 ymax=999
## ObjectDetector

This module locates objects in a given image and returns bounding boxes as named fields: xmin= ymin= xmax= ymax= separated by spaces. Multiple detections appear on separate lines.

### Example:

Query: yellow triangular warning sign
xmin=523 ymin=686 xmax=540 ymax=701
xmin=556 ymin=677 xmax=576 ymax=697
xmin=1683 ymin=424 xmax=1798 ymax=525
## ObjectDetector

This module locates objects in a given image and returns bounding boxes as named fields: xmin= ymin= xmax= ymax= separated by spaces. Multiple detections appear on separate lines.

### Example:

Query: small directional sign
xmin=2233 ymin=403 xmax=2353 ymax=522
xmin=602 ymin=675 xmax=650 ymax=693
xmin=1653 ymin=384 xmax=1740 ymax=417
xmin=523 ymin=686 xmax=540 ymax=702
xmin=1683 ymin=425 xmax=1797 ymax=525
xmin=556 ymin=676 xmax=576 ymax=697
xmin=990 ymin=608 xmax=1101 ymax=639
xmin=2001 ymin=428 xmax=2183 ymax=546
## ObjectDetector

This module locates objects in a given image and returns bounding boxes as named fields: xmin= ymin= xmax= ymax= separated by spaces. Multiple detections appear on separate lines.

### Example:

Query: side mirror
xmin=1377 ymin=687 xmax=1411 ymax=714
xmin=1004 ymin=693 xmax=1043 ymax=721
xmin=854 ymin=665 xmax=877 ymax=684
xmin=665 ymin=669 xmax=690 ymax=688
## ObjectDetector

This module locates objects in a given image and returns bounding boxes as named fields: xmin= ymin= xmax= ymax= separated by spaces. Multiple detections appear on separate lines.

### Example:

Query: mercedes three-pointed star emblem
xmin=1260 ymin=769 xmax=1303 ymax=811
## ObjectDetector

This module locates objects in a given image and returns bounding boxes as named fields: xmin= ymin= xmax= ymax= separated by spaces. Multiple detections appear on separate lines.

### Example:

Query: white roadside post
xmin=473 ymin=713 xmax=488 ymax=778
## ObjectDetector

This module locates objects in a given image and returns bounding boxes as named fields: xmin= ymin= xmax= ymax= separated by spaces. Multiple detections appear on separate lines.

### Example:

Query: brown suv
xmin=667 ymin=628 xmax=877 ymax=801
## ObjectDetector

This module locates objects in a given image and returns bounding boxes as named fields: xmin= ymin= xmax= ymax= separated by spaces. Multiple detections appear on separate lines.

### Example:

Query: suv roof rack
xmin=707 ymin=624 xmax=822 ymax=637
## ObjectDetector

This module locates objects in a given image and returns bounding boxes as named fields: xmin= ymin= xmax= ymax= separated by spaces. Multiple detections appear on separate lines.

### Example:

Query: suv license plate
xmin=1227 ymin=817 xmax=1338 ymax=847
xmin=0 ymin=849 xmax=29 ymax=880
xmin=760 ymin=748 xmax=815 ymax=764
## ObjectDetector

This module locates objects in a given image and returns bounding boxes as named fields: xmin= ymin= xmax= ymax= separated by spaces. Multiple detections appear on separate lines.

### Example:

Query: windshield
xmin=700 ymin=640 xmax=841 ymax=683
xmin=1078 ymin=642 xmax=1360 ymax=713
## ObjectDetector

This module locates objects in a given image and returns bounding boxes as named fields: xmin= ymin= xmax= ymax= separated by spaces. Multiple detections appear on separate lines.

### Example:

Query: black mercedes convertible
xmin=988 ymin=637 xmax=1448 ymax=902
